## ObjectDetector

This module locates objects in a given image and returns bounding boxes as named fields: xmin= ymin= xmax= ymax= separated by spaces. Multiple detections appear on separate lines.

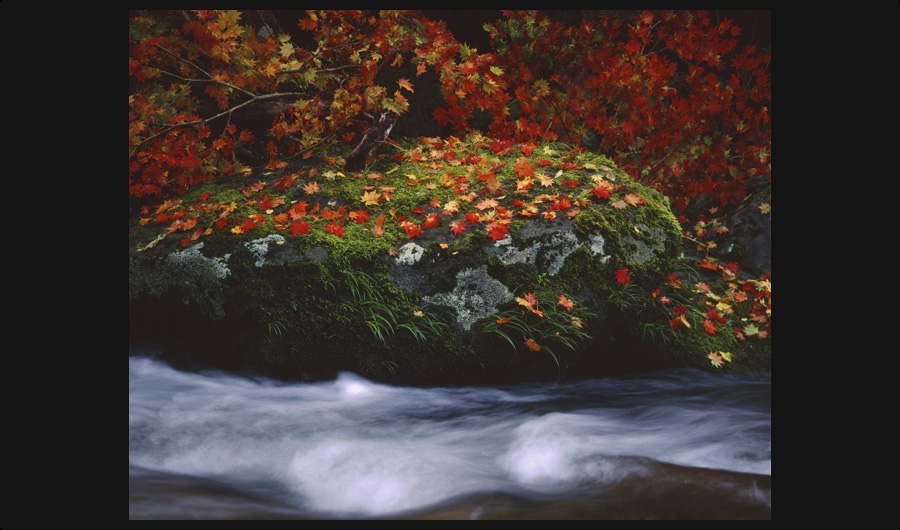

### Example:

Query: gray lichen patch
xmin=244 ymin=234 xmax=302 ymax=267
xmin=394 ymin=242 xmax=426 ymax=265
xmin=587 ymin=234 xmax=611 ymax=263
xmin=489 ymin=222 xmax=580 ymax=276
xmin=129 ymin=242 xmax=232 ymax=320
xmin=423 ymin=265 xmax=513 ymax=330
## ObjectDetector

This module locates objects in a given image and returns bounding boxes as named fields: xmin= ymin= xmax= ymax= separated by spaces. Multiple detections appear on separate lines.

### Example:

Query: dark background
xmin=422 ymin=10 xmax=770 ymax=53
xmin=262 ymin=10 xmax=771 ymax=54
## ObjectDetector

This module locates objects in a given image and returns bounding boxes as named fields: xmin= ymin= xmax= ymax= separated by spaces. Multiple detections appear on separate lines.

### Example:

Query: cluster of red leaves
xmin=130 ymin=10 xmax=769 ymax=217
xmin=135 ymin=135 xmax=654 ymax=259
xmin=438 ymin=10 xmax=770 ymax=212
xmin=359 ymin=137 xmax=651 ymax=246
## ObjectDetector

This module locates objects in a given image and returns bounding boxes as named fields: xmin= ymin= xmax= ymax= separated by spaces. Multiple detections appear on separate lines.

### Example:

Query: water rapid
xmin=129 ymin=351 xmax=771 ymax=519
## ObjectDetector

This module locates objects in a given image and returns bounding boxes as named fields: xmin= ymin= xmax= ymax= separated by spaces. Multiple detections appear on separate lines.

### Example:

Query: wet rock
xmin=129 ymin=139 xmax=684 ymax=383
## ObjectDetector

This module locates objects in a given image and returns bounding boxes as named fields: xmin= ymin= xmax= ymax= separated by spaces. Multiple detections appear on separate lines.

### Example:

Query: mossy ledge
xmin=129 ymin=138 xmax=768 ymax=384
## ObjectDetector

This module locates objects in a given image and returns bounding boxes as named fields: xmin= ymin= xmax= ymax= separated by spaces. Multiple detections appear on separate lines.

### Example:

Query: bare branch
xmin=154 ymin=44 xmax=258 ymax=99
xmin=129 ymin=92 xmax=306 ymax=157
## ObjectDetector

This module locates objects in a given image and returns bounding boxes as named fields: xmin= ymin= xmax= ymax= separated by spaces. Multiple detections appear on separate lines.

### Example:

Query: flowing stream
xmin=129 ymin=348 xmax=771 ymax=519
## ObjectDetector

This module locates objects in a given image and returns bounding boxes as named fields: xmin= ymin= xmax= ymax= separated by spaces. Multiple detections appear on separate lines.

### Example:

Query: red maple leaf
xmin=516 ymin=291 xmax=538 ymax=309
xmin=290 ymin=220 xmax=311 ymax=235
xmin=592 ymin=181 xmax=614 ymax=199
xmin=450 ymin=219 xmax=468 ymax=235
xmin=349 ymin=209 xmax=370 ymax=224
xmin=615 ymin=268 xmax=631 ymax=285
xmin=486 ymin=221 xmax=509 ymax=242
xmin=551 ymin=196 xmax=572 ymax=211
xmin=288 ymin=202 xmax=308 ymax=219
xmin=514 ymin=157 xmax=535 ymax=178
xmin=422 ymin=213 xmax=441 ymax=229
xmin=464 ymin=211 xmax=481 ymax=225
xmin=324 ymin=221 xmax=345 ymax=237
xmin=404 ymin=222 xmax=422 ymax=238
xmin=233 ymin=219 xmax=258 ymax=234
xmin=259 ymin=195 xmax=285 ymax=211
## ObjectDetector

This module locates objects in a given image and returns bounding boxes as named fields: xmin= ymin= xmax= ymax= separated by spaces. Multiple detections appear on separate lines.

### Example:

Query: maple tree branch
xmin=156 ymin=69 xmax=256 ymax=100
xmin=154 ymin=44 xmax=258 ymax=99
xmin=129 ymin=92 xmax=306 ymax=158
xmin=279 ymin=63 xmax=362 ymax=75
xmin=641 ymin=147 xmax=679 ymax=186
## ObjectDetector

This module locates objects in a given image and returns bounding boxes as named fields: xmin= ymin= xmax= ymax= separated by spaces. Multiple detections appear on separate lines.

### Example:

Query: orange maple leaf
xmin=397 ymin=77 xmax=414 ymax=93
xmin=557 ymin=295 xmax=575 ymax=312
xmin=624 ymin=193 xmax=647 ymax=206
xmin=259 ymin=195 xmax=285 ymax=211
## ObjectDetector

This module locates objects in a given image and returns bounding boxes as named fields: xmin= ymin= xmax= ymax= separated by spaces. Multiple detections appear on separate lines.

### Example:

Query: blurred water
xmin=129 ymin=351 xmax=771 ymax=519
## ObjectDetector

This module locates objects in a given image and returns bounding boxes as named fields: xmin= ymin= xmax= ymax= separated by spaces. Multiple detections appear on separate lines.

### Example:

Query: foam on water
xmin=129 ymin=354 xmax=771 ymax=518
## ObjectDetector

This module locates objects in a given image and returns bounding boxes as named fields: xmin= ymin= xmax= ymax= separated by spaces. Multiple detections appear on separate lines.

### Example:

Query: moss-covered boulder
xmin=129 ymin=136 xmax=689 ymax=384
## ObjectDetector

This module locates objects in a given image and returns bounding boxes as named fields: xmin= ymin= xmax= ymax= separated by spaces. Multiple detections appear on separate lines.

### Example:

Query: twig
xmin=153 ymin=44 xmax=257 ymax=99
xmin=129 ymin=92 xmax=306 ymax=157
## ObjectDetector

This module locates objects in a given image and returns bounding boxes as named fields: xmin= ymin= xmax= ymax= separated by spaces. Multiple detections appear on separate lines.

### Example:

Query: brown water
xmin=129 ymin=353 xmax=771 ymax=519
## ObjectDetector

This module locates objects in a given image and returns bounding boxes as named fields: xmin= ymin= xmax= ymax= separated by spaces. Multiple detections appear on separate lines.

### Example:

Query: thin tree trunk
xmin=345 ymin=111 xmax=399 ymax=171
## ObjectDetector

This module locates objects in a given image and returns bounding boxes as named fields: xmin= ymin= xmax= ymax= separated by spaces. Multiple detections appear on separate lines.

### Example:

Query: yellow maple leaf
xmin=360 ymin=189 xmax=381 ymax=206
xmin=516 ymin=178 xmax=533 ymax=191
xmin=759 ymin=203 xmax=771 ymax=214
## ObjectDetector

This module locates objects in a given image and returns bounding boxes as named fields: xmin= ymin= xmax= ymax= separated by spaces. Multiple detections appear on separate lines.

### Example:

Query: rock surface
xmin=129 ymin=138 xmax=686 ymax=384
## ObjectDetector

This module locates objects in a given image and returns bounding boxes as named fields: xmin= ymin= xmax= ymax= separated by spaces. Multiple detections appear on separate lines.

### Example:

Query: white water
xmin=129 ymin=352 xmax=771 ymax=519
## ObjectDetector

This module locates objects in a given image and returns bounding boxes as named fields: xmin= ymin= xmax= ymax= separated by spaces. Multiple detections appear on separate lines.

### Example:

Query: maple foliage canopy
xmin=129 ymin=10 xmax=770 ymax=213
